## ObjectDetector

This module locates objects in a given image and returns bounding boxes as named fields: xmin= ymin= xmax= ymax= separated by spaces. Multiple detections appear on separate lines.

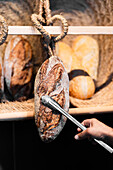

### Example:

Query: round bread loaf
xmin=4 ymin=36 xmax=33 ymax=101
xmin=56 ymin=42 xmax=73 ymax=73
xmin=34 ymin=55 xmax=69 ymax=142
xmin=71 ymin=36 xmax=99 ymax=81
xmin=69 ymin=75 xmax=95 ymax=99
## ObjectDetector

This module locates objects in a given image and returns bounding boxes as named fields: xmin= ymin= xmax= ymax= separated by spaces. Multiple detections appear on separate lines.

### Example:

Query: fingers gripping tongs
xmin=41 ymin=95 xmax=113 ymax=153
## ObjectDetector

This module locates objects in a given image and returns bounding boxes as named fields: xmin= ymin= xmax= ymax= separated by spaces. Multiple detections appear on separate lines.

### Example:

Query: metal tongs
xmin=41 ymin=95 xmax=113 ymax=153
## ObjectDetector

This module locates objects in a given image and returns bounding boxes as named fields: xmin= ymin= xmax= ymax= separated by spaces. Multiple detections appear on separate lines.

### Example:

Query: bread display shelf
xmin=0 ymin=26 xmax=113 ymax=120
xmin=6 ymin=26 xmax=113 ymax=35
xmin=1 ymin=100 xmax=113 ymax=121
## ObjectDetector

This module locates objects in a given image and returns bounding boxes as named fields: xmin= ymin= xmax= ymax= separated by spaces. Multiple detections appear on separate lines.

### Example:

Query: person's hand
xmin=74 ymin=118 xmax=113 ymax=145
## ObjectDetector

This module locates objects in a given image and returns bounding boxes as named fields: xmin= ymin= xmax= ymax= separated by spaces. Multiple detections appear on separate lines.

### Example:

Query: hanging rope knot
xmin=31 ymin=0 xmax=68 ymax=57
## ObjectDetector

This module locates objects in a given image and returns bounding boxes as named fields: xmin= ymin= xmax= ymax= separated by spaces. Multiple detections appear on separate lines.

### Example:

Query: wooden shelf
xmin=7 ymin=26 xmax=113 ymax=35
xmin=0 ymin=111 xmax=34 ymax=121
xmin=69 ymin=106 xmax=113 ymax=115
xmin=0 ymin=105 xmax=113 ymax=121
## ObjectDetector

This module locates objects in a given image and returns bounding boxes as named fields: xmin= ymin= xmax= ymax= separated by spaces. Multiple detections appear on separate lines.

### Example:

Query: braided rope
xmin=31 ymin=13 xmax=51 ymax=44
xmin=44 ymin=0 xmax=52 ymax=25
xmin=38 ymin=0 xmax=43 ymax=16
xmin=0 ymin=15 xmax=8 ymax=45
xmin=48 ymin=15 xmax=68 ymax=43
xmin=31 ymin=0 xmax=68 ymax=56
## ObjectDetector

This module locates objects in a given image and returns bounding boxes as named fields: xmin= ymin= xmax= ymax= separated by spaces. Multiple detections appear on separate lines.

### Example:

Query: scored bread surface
xmin=34 ymin=56 xmax=69 ymax=142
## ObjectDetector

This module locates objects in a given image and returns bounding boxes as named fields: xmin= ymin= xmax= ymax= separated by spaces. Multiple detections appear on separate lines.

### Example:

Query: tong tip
xmin=41 ymin=95 xmax=51 ymax=105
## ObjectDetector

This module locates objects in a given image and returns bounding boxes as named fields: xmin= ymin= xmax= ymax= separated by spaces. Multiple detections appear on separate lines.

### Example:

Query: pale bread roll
xmin=69 ymin=76 xmax=95 ymax=100
xmin=71 ymin=36 xmax=99 ymax=80
xmin=56 ymin=42 xmax=73 ymax=73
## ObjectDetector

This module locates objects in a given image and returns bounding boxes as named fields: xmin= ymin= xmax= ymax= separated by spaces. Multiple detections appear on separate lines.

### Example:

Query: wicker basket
xmin=0 ymin=0 xmax=113 ymax=118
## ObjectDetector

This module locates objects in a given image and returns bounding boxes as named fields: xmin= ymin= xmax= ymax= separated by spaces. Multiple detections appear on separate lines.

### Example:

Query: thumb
xmin=75 ymin=129 xmax=90 ymax=140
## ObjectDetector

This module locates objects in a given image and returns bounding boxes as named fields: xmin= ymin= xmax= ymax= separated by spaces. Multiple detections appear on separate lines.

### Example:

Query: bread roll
xmin=4 ymin=36 xmax=33 ymax=101
xmin=69 ymin=75 xmax=95 ymax=99
xmin=34 ymin=55 xmax=69 ymax=142
xmin=56 ymin=42 xmax=73 ymax=73
xmin=71 ymin=36 xmax=99 ymax=80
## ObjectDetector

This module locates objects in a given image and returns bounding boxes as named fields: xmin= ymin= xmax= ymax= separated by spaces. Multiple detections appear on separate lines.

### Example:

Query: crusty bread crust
xmin=34 ymin=56 xmax=69 ymax=142
xmin=4 ymin=36 xmax=33 ymax=101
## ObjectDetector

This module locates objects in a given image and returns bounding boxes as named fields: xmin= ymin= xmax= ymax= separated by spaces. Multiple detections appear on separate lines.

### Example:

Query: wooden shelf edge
xmin=0 ymin=111 xmax=34 ymax=121
xmin=69 ymin=106 xmax=113 ymax=115
xmin=6 ymin=26 xmax=113 ymax=35
xmin=0 ymin=105 xmax=113 ymax=121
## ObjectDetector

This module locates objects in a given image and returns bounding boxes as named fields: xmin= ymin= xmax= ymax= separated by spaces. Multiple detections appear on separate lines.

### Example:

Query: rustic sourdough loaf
xmin=4 ymin=36 xmax=33 ymax=101
xmin=34 ymin=55 xmax=69 ymax=142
